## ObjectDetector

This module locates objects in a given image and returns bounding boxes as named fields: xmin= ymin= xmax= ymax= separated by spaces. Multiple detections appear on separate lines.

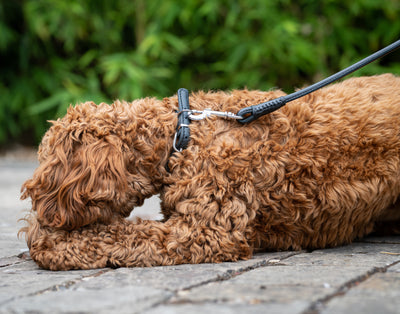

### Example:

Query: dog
xmin=20 ymin=74 xmax=400 ymax=270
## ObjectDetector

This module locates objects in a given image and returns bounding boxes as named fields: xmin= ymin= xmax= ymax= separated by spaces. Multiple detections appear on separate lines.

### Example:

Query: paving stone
xmin=387 ymin=261 xmax=400 ymax=272
xmin=0 ymin=256 xmax=24 ymax=268
xmin=0 ymin=253 xmax=294 ymax=313
xmin=0 ymin=161 xmax=35 ymax=260
xmin=1 ymin=285 xmax=172 ymax=314
xmin=143 ymin=301 xmax=310 ymax=314
xmin=0 ymin=160 xmax=38 ymax=183
xmin=0 ymin=239 xmax=27 ymax=259
xmin=321 ymin=271 xmax=400 ymax=314
xmin=169 ymin=245 xmax=400 ymax=309
xmin=171 ymin=264 xmax=372 ymax=305
xmin=0 ymin=260 xmax=101 ymax=305
xmin=283 ymin=242 xmax=400 ymax=268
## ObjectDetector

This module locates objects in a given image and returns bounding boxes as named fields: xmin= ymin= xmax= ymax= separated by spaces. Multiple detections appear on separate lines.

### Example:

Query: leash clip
xmin=189 ymin=108 xmax=243 ymax=121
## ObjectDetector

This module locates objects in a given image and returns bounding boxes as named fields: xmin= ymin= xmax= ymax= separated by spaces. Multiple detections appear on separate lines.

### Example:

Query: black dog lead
xmin=174 ymin=39 xmax=400 ymax=151
xmin=237 ymin=39 xmax=400 ymax=123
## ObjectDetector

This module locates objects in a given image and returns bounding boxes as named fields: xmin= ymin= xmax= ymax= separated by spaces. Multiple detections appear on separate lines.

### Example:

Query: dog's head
xmin=22 ymin=101 xmax=170 ymax=230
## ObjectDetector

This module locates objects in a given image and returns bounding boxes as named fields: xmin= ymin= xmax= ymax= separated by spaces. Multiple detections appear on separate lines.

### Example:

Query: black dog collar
xmin=173 ymin=88 xmax=191 ymax=152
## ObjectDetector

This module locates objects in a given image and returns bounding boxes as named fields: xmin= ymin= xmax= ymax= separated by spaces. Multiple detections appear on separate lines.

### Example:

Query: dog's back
xmin=165 ymin=74 xmax=400 ymax=250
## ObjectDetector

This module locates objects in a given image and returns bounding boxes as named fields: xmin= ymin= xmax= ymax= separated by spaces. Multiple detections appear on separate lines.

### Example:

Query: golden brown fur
xmin=21 ymin=74 xmax=400 ymax=270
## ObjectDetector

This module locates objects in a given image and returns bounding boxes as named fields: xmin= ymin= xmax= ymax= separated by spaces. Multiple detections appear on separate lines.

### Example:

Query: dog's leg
xmin=24 ymin=212 xmax=252 ymax=270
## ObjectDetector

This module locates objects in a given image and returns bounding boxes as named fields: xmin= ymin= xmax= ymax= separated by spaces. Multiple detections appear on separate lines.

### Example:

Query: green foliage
xmin=1 ymin=0 xmax=400 ymax=145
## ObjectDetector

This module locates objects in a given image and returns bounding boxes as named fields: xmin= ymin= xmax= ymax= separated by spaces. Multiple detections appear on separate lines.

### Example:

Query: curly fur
xmin=20 ymin=74 xmax=400 ymax=270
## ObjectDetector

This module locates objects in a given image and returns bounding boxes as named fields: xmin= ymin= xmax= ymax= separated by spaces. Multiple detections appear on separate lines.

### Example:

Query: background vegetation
xmin=1 ymin=0 xmax=400 ymax=146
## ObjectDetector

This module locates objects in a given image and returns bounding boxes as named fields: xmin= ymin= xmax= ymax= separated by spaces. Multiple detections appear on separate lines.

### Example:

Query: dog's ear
xmin=21 ymin=130 xmax=133 ymax=230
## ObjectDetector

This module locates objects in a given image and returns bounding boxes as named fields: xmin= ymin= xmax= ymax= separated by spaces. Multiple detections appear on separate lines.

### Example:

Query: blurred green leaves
xmin=0 ymin=0 xmax=399 ymax=146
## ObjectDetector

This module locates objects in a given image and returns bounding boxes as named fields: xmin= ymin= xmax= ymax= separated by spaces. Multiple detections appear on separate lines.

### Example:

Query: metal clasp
xmin=172 ymin=133 xmax=182 ymax=152
xmin=188 ymin=109 xmax=243 ymax=121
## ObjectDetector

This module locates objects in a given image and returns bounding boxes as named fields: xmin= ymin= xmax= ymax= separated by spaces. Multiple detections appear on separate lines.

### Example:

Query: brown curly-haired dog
xmin=21 ymin=74 xmax=400 ymax=270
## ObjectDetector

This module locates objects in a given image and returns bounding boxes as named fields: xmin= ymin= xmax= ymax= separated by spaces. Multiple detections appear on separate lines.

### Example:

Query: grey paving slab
xmin=0 ymin=160 xmax=36 ymax=259
xmin=2 ymin=285 xmax=172 ymax=314
xmin=0 ymin=260 xmax=101 ymax=304
xmin=321 ymin=268 xmax=400 ymax=314
xmin=388 ymin=261 xmax=400 ymax=272
xmin=0 ymin=252 xmax=297 ymax=313
xmin=283 ymin=242 xmax=400 ymax=267
xmin=143 ymin=302 xmax=310 ymax=314
xmin=159 ymin=242 xmax=400 ymax=313
xmin=171 ymin=265 xmax=364 ymax=304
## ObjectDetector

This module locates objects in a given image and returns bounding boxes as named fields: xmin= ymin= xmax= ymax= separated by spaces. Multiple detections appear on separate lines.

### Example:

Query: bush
xmin=1 ymin=0 xmax=400 ymax=146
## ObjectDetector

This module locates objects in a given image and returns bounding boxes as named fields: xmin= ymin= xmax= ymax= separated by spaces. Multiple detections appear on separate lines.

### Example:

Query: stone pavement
xmin=0 ymin=157 xmax=399 ymax=314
